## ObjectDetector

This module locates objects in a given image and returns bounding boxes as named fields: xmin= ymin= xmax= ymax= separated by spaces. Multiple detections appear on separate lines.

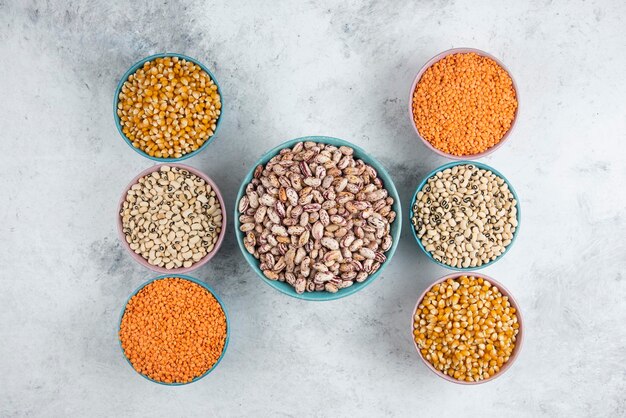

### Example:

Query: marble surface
xmin=1 ymin=0 xmax=625 ymax=416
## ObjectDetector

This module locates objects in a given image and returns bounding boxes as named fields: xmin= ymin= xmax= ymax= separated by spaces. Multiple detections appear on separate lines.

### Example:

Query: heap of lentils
xmin=119 ymin=277 xmax=227 ymax=384
xmin=412 ymin=52 xmax=518 ymax=156
xmin=412 ymin=164 xmax=518 ymax=268
xmin=117 ymin=56 xmax=221 ymax=159
xmin=120 ymin=166 xmax=223 ymax=269
xmin=413 ymin=275 xmax=520 ymax=382
xmin=238 ymin=141 xmax=396 ymax=294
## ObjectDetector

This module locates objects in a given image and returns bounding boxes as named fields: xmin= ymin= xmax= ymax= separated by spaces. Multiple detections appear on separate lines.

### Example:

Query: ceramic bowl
xmin=409 ymin=161 xmax=520 ymax=271
xmin=408 ymin=47 xmax=519 ymax=160
xmin=234 ymin=135 xmax=402 ymax=301
xmin=117 ymin=163 xmax=226 ymax=274
xmin=411 ymin=272 xmax=523 ymax=385
xmin=113 ymin=52 xmax=223 ymax=162
xmin=118 ymin=274 xmax=229 ymax=385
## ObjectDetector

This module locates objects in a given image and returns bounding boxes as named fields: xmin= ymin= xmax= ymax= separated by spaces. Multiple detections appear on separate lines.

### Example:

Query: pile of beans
xmin=117 ymin=56 xmax=221 ymax=159
xmin=411 ymin=164 xmax=517 ymax=268
xmin=413 ymin=275 xmax=519 ymax=382
xmin=119 ymin=277 xmax=227 ymax=384
xmin=412 ymin=52 xmax=517 ymax=156
xmin=120 ymin=166 xmax=223 ymax=269
xmin=238 ymin=141 xmax=396 ymax=293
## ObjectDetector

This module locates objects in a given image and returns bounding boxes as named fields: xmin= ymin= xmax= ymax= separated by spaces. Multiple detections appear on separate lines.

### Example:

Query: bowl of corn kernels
xmin=114 ymin=53 xmax=223 ymax=161
xmin=412 ymin=272 xmax=523 ymax=384
xmin=118 ymin=275 xmax=229 ymax=385
xmin=409 ymin=48 xmax=519 ymax=159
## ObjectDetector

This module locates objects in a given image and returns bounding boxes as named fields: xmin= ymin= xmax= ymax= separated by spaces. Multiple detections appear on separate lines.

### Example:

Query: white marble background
xmin=1 ymin=0 xmax=625 ymax=416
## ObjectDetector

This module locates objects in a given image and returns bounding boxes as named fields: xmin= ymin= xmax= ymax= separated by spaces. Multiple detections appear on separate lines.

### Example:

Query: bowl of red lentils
xmin=409 ymin=48 xmax=519 ymax=159
xmin=114 ymin=52 xmax=223 ymax=161
xmin=118 ymin=275 xmax=229 ymax=385
xmin=412 ymin=272 xmax=523 ymax=384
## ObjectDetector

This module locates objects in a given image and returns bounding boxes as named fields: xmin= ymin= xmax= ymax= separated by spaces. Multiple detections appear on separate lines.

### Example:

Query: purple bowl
xmin=411 ymin=272 xmax=524 ymax=385
xmin=408 ymin=47 xmax=519 ymax=160
xmin=117 ymin=164 xmax=227 ymax=274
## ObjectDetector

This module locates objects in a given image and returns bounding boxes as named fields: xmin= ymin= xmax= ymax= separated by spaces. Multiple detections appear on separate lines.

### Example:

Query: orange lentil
xmin=412 ymin=52 xmax=518 ymax=156
xmin=119 ymin=277 xmax=227 ymax=384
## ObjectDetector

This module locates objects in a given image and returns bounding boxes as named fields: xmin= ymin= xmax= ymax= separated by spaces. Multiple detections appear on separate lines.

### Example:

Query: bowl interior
xmin=118 ymin=274 xmax=230 ymax=385
xmin=113 ymin=52 xmax=224 ymax=162
xmin=234 ymin=135 xmax=402 ymax=301
xmin=408 ymin=47 xmax=519 ymax=160
xmin=411 ymin=272 xmax=524 ymax=385
xmin=117 ymin=163 xmax=227 ymax=274
xmin=409 ymin=161 xmax=521 ymax=271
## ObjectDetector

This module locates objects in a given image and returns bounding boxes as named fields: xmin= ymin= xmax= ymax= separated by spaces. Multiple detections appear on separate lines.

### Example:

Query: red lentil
xmin=412 ymin=52 xmax=518 ymax=156
xmin=119 ymin=277 xmax=227 ymax=384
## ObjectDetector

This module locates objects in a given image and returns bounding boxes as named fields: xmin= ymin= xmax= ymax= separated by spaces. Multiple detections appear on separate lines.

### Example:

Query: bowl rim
xmin=118 ymin=274 xmax=230 ymax=385
xmin=234 ymin=135 xmax=402 ymax=301
xmin=411 ymin=271 xmax=524 ymax=385
xmin=409 ymin=160 xmax=521 ymax=271
xmin=408 ymin=47 xmax=520 ymax=160
xmin=113 ymin=52 xmax=224 ymax=162
xmin=117 ymin=163 xmax=227 ymax=274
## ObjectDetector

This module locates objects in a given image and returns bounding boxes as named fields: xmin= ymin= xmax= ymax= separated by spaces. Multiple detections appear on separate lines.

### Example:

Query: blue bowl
xmin=409 ymin=161 xmax=521 ymax=271
xmin=234 ymin=136 xmax=402 ymax=301
xmin=113 ymin=53 xmax=224 ymax=162
xmin=118 ymin=274 xmax=230 ymax=385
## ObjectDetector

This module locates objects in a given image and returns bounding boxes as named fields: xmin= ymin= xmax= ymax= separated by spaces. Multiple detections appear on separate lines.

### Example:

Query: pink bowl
xmin=411 ymin=272 xmax=524 ymax=385
xmin=117 ymin=163 xmax=227 ymax=274
xmin=408 ymin=47 xmax=520 ymax=160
